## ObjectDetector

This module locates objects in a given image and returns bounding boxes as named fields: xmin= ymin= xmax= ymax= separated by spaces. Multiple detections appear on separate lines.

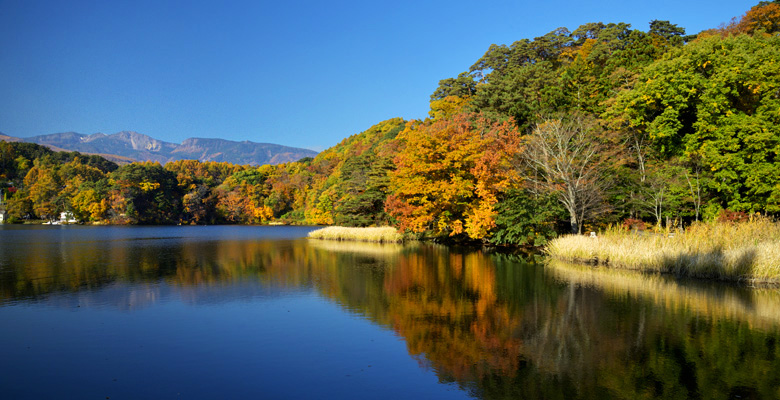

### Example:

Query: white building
xmin=0 ymin=193 xmax=6 ymax=224
xmin=0 ymin=188 xmax=6 ymax=223
xmin=60 ymin=211 xmax=78 ymax=224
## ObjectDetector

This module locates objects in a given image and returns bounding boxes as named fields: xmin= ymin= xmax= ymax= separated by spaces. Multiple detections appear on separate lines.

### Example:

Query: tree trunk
xmin=570 ymin=214 xmax=578 ymax=234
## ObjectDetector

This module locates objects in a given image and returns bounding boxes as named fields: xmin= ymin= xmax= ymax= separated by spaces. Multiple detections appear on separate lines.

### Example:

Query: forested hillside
xmin=2 ymin=1 xmax=779 ymax=246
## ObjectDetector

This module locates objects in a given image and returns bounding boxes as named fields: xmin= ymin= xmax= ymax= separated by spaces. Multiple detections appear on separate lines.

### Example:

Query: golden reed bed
xmin=308 ymin=226 xmax=405 ymax=243
xmin=546 ymin=218 xmax=780 ymax=284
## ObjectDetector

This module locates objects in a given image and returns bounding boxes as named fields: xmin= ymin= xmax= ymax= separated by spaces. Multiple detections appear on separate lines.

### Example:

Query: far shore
xmin=9 ymin=219 xmax=780 ymax=285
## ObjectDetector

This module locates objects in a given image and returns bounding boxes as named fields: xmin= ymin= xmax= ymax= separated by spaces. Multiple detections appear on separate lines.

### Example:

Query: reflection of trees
xmin=4 ymin=236 xmax=780 ymax=398
xmin=527 ymin=283 xmax=593 ymax=378
xmin=545 ymin=260 xmax=780 ymax=399
xmin=546 ymin=259 xmax=780 ymax=331
xmin=383 ymin=248 xmax=525 ymax=381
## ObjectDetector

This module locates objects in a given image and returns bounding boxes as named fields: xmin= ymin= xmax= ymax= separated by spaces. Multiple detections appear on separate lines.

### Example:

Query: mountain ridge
xmin=17 ymin=131 xmax=317 ymax=165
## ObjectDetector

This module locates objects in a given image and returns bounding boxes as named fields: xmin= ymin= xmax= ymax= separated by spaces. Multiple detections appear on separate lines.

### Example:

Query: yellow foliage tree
xmin=72 ymin=188 xmax=108 ymax=221
xmin=386 ymin=111 xmax=521 ymax=240
xmin=428 ymin=95 xmax=471 ymax=121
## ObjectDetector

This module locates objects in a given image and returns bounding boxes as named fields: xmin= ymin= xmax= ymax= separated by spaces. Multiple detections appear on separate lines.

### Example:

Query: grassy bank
xmin=546 ymin=218 xmax=780 ymax=283
xmin=308 ymin=226 xmax=405 ymax=243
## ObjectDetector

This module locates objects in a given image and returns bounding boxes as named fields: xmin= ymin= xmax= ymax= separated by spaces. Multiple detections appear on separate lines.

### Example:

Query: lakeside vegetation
xmin=308 ymin=226 xmax=405 ymax=243
xmin=2 ymin=2 xmax=780 ymax=250
xmin=547 ymin=217 xmax=780 ymax=283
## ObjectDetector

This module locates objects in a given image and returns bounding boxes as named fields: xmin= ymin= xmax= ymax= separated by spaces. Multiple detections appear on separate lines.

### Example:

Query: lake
xmin=1 ymin=225 xmax=779 ymax=399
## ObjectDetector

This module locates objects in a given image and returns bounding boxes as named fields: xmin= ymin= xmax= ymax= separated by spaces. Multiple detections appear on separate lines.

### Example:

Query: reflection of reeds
xmin=308 ymin=239 xmax=412 ymax=256
xmin=547 ymin=259 xmax=780 ymax=329
xmin=547 ymin=219 xmax=780 ymax=283
xmin=308 ymin=226 xmax=404 ymax=243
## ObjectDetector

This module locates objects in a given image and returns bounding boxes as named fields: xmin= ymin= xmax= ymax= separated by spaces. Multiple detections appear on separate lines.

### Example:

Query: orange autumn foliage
xmin=737 ymin=2 xmax=780 ymax=35
xmin=705 ymin=2 xmax=780 ymax=37
xmin=386 ymin=111 xmax=521 ymax=240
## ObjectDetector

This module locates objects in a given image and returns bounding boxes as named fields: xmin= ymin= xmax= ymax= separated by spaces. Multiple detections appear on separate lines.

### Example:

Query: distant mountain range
xmin=0 ymin=133 xmax=23 ymax=143
xmin=1 ymin=131 xmax=318 ymax=165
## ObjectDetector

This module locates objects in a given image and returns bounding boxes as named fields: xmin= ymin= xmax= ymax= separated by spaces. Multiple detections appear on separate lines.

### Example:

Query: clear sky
xmin=0 ymin=0 xmax=759 ymax=151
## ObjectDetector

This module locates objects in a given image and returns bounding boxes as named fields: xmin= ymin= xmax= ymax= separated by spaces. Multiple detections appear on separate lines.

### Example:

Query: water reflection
xmin=547 ymin=259 xmax=780 ymax=331
xmin=2 ymin=228 xmax=780 ymax=398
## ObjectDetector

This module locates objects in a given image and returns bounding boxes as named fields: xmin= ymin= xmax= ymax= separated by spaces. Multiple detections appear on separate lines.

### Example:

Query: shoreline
xmin=6 ymin=220 xmax=780 ymax=285
xmin=546 ymin=255 xmax=780 ymax=286
xmin=545 ymin=219 xmax=780 ymax=285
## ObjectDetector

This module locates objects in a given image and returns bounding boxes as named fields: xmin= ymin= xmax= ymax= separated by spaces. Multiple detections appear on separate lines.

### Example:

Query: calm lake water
xmin=1 ymin=225 xmax=780 ymax=399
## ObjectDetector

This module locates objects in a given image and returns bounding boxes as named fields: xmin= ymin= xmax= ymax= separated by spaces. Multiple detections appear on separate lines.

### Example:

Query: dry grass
xmin=308 ymin=226 xmax=405 ymax=243
xmin=547 ymin=218 xmax=780 ymax=283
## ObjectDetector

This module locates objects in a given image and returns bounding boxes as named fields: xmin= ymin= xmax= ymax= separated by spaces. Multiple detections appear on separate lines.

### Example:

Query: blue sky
xmin=0 ymin=0 xmax=759 ymax=151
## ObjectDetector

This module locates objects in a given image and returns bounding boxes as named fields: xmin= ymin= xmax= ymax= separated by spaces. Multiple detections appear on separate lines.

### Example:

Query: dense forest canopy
xmin=2 ymin=1 xmax=779 ymax=245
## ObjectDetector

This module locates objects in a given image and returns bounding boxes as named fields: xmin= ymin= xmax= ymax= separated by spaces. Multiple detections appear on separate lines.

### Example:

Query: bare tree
xmin=683 ymin=154 xmax=705 ymax=222
xmin=626 ymin=127 xmax=648 ymax=183
xmin=645 ymin=171 xmax=667 ymax=227
xmin=523 ymin=116 xmax=607 ymax=234
xmin=640 ymin=161 xmax=689 ymax=229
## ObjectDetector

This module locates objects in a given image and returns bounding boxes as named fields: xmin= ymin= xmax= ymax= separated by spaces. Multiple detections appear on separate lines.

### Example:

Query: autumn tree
xmin=166 ymin=160 xmax=244 ymax=224
xmin=58 ymin=157 xmax=109 ymax=221
xmin=70 ymin=181 xmax=110 ymax=222
xmin=5 ymin=188 xmax=33 ymax=221
xmin=523 ymin=115 xmax=607 ymax=234
xmin=23 ymin=158 xmax=62 ymax=220
xmin=301 ymin=118 xmax=405 ymax=225
xmin=719 ymin=1 xmax=780 ymax=36
xmin=215 ymin=168 xmax=272 ymax=224
xmin=386 ymin=110 xmax=521 ymax=240
xmin=265 ymin=162 xmax=311 ymax=222
xmin=108 ymin=162 xmax=181 ymax=224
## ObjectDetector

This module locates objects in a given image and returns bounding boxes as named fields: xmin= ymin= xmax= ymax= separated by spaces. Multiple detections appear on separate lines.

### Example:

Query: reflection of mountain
xmin=39 ymin=281 xmax=301 ymax=311
xmin=3 ymin=233 xmax=780 ymax=398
